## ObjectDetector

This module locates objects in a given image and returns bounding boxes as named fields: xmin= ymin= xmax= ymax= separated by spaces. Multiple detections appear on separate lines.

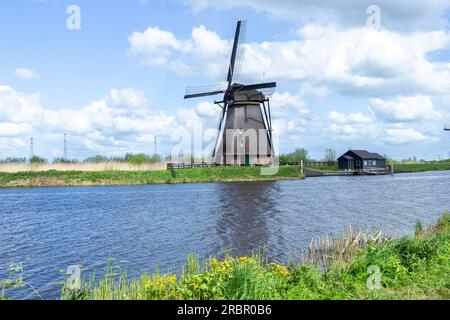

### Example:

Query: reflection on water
xmin=215 ymin=182 xmax=277 ymax=257
xmin=0 ymin=170 xmax=449 ymax=299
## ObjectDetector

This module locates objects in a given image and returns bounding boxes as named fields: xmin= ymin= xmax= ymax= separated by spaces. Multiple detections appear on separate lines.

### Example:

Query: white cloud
xmin=328 ymin=107 xmax=439 ymax=145
xmin=0 ymin=122 xmax=33 ymax=137
xmin=195 ymin=101 xmax=218 ymax=118
xmin=181 ymin=0 xmax=450 ymax=32
xmin=270 ymin=92 xmax=309 ymax=119
xmin=129 ymin=24 xmax=450 ymax=98
xmin=329 ymin=111 xmax=372 ymax=124
xmin=0 ymin=85 xmax=180 ymax=157
xmin=14 ymin=68 xmax=40 ymax=80
xmin=370 ymin=95 xmax=441 ymax=122
xmin=110 ymin=88 xmax=147 ymax=109
xmin=128 ymin=25 xmax=229 ymax=78
xmin=382 ymin=127 xmax=432 ymax=145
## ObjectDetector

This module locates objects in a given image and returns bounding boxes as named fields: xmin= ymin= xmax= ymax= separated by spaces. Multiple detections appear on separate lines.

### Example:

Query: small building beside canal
xmin=338 ymin=150 xmax=386 ymax=171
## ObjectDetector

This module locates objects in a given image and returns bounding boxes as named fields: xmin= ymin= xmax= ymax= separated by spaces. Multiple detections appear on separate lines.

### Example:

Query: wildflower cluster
xmin=143 ymin=274 xmax=177 ymax=290
xmin=269 ymin=263 xmax=290 ymax=277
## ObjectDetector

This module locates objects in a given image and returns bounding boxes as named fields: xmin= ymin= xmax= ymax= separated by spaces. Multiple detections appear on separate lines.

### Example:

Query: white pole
xmin=301 ymin=160 xmax=304 ymax=174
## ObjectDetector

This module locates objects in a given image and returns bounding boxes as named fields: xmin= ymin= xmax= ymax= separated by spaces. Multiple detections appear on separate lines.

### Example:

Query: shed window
xmin=364 ymin=161 xmax=368 ymax=166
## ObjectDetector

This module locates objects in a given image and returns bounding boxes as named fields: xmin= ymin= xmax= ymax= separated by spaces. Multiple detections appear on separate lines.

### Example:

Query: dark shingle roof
xmin=349 ymin=150 xmax=385 ymax=160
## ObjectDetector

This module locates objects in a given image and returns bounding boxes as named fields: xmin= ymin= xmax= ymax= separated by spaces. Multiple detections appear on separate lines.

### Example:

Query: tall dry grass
xmin=0 ymin=162 xmax=167 ymax=173
xmin=301 ymin=226 xmax=391 ymax=268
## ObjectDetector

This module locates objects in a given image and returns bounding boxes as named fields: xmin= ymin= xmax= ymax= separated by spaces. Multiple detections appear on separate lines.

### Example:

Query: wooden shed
xmin=338 ymin=150 xmax=386 ymax=171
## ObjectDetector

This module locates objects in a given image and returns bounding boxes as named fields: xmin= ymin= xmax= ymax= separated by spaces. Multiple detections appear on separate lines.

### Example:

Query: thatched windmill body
xmin=184 ymin=21 xmax=276 ymax=166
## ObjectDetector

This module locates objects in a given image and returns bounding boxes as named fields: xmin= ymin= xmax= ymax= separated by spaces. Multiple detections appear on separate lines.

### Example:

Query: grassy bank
xmin=0 ymin=166 xmax=304 ymax=188
xmin=394 ymin=162 xmax=450 ymax=173
xmin=304 ymin=162 xmax=450 ymax=174
xmin=60 ymin=213 xmax=450 ymax=300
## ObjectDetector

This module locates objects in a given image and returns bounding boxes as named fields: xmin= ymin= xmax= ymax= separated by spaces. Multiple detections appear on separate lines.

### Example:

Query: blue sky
xmin=0 ymin=0 xmax=450 ymax=161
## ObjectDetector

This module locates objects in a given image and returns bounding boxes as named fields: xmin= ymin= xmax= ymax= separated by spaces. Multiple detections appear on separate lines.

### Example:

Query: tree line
xmin=279 ymin=148 xmax=337 ymax=165
xmin=0 ymin=149 xmax=340 ymax=165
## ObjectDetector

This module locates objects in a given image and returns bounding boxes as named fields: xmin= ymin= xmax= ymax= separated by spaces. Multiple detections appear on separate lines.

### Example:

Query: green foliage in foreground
xmin=62 ymin=213 xmax=450 ymax=300
xmin=0 ymin=166 xmax=304 ymax=188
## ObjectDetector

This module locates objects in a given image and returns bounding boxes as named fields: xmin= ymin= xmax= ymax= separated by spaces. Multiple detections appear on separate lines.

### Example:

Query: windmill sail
xmin=227 ymin=20 xmax=247 ymax=87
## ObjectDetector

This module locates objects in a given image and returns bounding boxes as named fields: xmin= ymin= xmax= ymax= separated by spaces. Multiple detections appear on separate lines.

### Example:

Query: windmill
xmin=184 ymin=20 xmax=276 ymax=166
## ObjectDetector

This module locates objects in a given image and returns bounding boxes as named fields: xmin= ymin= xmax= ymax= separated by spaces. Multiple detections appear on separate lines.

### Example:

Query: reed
xmin=0 ymin=162 xmax=166 ymax=173
xmin=303 ymin=227 xmax=391 ymax=268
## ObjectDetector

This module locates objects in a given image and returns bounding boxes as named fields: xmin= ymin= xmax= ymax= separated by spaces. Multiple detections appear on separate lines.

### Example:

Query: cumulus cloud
xmin=328 ymin=103 xmax=439 ymax=145
xmin=0 ymin=122 xmax=33 ymax=137
xmin=0 ymin=85 xmax=180 ymax=157
xmin=328 ymin=111 xmax=372 ymax=124
xmin=381 ymin=127 xmax=432 ymax=145
xmin=195 ymin=101 xmax=218 ymax=118
xmin=129 ymin=24 xmax=450 ymax=98
xmin=370 ymin=95 xmax=441 ymax=122
xmin=128 ymin=25 xmax=230 ymax=78
xmin=14 ymin=68 xmax=40 ymax=80
xmin=181 ymin=0 xmax=450 ymax=32
xmin=270 ymin=92 xmax=309 ymax=119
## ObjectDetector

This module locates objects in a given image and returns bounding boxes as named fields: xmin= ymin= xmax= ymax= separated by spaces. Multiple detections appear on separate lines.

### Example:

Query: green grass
xmin=305 ymin=162 xmax=450 ymax=174
xmin=59 ymin=213 xmax=450 ymax=300
xmin=393 ymin=162 xmax=450 ymax=173
xmin=0 ymin=166 xmax=304 ymax=188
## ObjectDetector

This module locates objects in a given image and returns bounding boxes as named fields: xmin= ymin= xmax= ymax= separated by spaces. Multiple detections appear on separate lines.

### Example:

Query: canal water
xmin=1 ymin=170 xmax=449 ymax=299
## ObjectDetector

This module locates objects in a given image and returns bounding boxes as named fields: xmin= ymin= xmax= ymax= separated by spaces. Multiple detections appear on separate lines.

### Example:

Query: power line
xmin=30 ymin=137 xmax=34 ymax=161
xmin=64 ymin=133 xmax=68 ymax=161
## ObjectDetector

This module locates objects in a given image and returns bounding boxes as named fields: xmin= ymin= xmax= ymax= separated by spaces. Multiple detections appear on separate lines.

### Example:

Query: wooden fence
xmin=167 ymin=162 xmax=217 ymax=170
xmin=304 ymin=161 xmax=338 ymax=167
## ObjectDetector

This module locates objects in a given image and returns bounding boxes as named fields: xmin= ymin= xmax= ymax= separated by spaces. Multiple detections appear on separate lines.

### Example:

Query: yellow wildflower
xmin=270 ymin=263 xmax=290 ymax=277
xmin=239 ymin=257 xmax=257 ymax=264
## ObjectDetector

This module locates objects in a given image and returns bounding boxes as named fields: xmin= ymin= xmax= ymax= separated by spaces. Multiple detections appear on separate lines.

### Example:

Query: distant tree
xmin=323 ymin=148 xmax=337 ymax=162
xmin=290 ymin=148 xmax=309 ymax=162
xmin=0 ymin=157 xmax=26 ymax=164
xmin=84 ymin=155 xmax=109 ymax=163
xmin=279 ymin=148 xmax=309 ymax=165
xmin=53 ymin=158 xmax=79 ymax=164
xmin=30 ymin=156 xmax=47 ymax=164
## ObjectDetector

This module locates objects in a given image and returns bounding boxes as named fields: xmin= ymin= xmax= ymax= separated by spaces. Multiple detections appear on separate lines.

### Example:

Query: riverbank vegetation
xmin=59 ymin=213 xmax=450 ymax=300
xmin=302 ymin=161 xmax=450 ymax=174
xmin=0 ymin=165 xmax=304 ymax=188
xmin=393 ymin=161 xmax=450 ymax=173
